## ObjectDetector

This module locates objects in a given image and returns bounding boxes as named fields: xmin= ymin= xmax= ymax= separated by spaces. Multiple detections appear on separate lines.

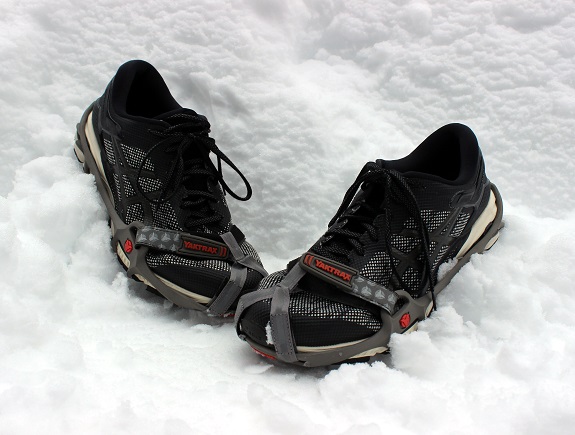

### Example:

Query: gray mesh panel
xmin=121 ymin=143 xmax=154 ymax=171
xmin=391 ymin=234 xmax=418 ymax=253
xmin=450 ymin=212 xmax=470 ymax=237
xmin=103 ymin=137 xmax=116 ymax=165
xmin=153 ymin=202 xmax=181 ymax=231
xmin=405 ymin=210 xmax=450 ymax=232
xmin=139 ymin=177 xmax=162 ymax=193
xmin=113 ymin=173 xmax=121 ymax=202
xmin=146 ymin=253 xmax=230 ymax=271
xmin=240 ymin=241 xmax=262 ymax=264
xmin=432 ymin=245 xmax=449 ymax=270
xmin=289 ymin=291 xmax=381 ymax=331
xmin=361 ymin=251 xmax=392 ymax=285
xmin=402 ymin=266 xmax=420 ymax=289
xmin=125 ymin=203 xmax=144 ymax=223
xmin=123 ymin=175 xmax=136 ymax=197
xmin=258 ymin=270 xmax=287 ymax=290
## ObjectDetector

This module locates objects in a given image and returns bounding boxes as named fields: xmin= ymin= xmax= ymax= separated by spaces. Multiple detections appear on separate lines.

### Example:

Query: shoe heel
xmin=483 ymin=231 xmax=500 ymax=252
xmin=73 ymin=124 xmax=90 ymax=174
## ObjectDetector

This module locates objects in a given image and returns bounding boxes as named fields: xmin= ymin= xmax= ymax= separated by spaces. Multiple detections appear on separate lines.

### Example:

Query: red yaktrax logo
xmin=302 ymin=253 xmax=355 ymax=285
xmin=124 ymin=239 xmax=133 ymax=254
xmin=181 ymin=238 xmax=227 ymax=258
xmin=400 ymin=313 xmax=411 ymax=329
xmin=314 ymin=259 xmax=352 ymax=282
xmin=183 ymin=240 xmax=218 ymax=254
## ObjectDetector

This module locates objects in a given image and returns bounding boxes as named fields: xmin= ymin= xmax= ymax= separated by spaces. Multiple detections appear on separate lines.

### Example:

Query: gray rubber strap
xmin=207 ymin=263 xmax=247 ymax=315
xmin=269 ymin=264 xmax=306 ymax=363
xmin=208 ymin=232 xmax=268 ymax=315
xmin=136 ymin=226 xmax=181 ymax=252
xmin=348 ymin=275 xmax=399 ymax=314
xmin=220 ymin=232 xmax=268 ymax=277
xmin=235 ymin=286 xmax=277 ymax=334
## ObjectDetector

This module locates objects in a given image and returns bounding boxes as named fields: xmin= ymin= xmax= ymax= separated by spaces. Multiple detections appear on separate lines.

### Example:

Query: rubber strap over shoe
xmin=220 ymin=232 xmax=268 ymax=277
xmin=234 ymin=265 xmax=306 ymax=363
xmin=207 ymin=231 xmax=268 ymax=316
xmin=236 ymin=254 xmax=401 ymax=364
xmin=135 ymin=226 xmax=267 ymax=315
xmin=269 ymin=265 xmax=307 ymax=363
xmin=300 ymin=252 xmax=400 ymax=314
xmin=135 ymin=227 xmax=230 ymax=259
xmin=207 ymin=263 xmax=247 ymax=315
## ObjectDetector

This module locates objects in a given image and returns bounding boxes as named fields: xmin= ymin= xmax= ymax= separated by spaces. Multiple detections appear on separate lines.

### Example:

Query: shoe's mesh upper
xmin=360 ymin=251 xmax=392 ymax=284
xmin=392 ymin=234 xmax=418 ymax=254
xmin=146 ymin=253 xmax=230 ymax=271
xmin=289 ymin=291 xmax=380 ymax=330
xmin=402 ymin=266 xmax=420 ymax=289
xmin=139 ymin=177 xmax=162 ymax=193
xmin=200 ymin=221 xmax=231 ymax=235
xmin=257 ymin=270 xmax=287 ymax=290
xmin=404 ymin=210 xmax=451 ymax=232
xmin=152 ymin=202 xmax=181 ymax=231
xmin=432 ymin=245 xmax=449 ymax=270
xmin=121 ymin=142 xmax=155 ymax=171
xmin=451 ymin=212 xmax=470 ymax=237
xmin=112 ymin=173 xmax=120 ymax=201
xmin=104 ymin=137 xmax=116 ymax=165
xmin=240 ymin=240 xmax=262 ymax=264
xmin=122 ymin=175 xmax=136 ymax=197
xmin=146 ymin=240 xmax=265 ymax=298
xmin=125 ymin=203 xmax=144 ymax=223
xmin=147 ymin=240 xmax=261 ymax=271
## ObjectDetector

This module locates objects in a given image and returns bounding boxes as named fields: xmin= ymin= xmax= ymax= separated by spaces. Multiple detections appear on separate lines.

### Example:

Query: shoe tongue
xmin=310 ymin=186 xmax=377 ymax=265
xmin=154 ymin=108 xmax=211 ymax=159
xmin=154 ymin=107 xmax=210 ymax=129
xmin=154 ymin=108 xmax=225 ymax=232
xmin=309 ymin=171 xmax=403 ymax=265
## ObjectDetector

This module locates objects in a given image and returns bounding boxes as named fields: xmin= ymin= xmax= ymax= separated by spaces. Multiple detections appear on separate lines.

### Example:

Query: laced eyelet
xmin=314 ymin=163 xmax=435 ymax=304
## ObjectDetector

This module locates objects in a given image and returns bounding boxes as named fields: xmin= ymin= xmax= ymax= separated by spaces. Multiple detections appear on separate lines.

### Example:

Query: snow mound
xmin=1 ymin=0 xmax=575 ymax=433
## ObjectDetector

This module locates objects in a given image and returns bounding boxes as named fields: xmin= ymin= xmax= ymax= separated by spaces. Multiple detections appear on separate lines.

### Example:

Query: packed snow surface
xmin=1 ymin=1 xmax=575 ymax=433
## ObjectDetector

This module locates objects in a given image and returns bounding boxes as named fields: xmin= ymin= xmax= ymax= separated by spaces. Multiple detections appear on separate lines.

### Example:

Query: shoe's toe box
xmin=239 ymin=271 xmax=383 ymax=349
xmin=146 ymin=252 xmax=264 ymax=305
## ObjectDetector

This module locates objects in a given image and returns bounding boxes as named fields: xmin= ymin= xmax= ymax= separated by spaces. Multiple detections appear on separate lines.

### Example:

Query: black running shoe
xmin=74 ymin=60 xmax=267 ymax=315
xmin=235 ymin=124 xmax=503 ymax=366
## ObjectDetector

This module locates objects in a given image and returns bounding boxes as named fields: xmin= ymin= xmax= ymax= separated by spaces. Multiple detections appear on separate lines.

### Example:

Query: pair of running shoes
xmin=74 ymin=60 xmax=503 ymax=367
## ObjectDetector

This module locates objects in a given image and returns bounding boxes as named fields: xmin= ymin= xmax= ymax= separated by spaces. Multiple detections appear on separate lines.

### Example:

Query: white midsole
xmin=84 ymin=111 xmax=115 ymax=201
xmin=297 ymin=339 xmax=366 ymax=353
xmin=456 ymin=189 xmax=497 ymax=259
xmin=296 ymin=320 xmax=423 ymax=358
xmin=85 ymin=112 xmax=106 ymax=178
xmin=73 ymin=141 xmax=85 ymax=162
xmin=484 ymin=232 xmax=500 ymax=250
xmin=157 ymin=276 xmax=211 ymax=304
xmin=115 ymin=243 xmax=211 ymax=304
xmin=298 ymin=342 xmax=389 ymax=359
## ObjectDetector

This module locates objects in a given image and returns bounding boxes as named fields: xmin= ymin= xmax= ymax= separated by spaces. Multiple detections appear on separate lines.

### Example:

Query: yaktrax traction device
xmin=237 ymin=185 xmax=502 ymax=367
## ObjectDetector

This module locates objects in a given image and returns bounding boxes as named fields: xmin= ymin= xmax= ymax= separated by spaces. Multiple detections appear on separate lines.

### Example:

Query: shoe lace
xmin=321 ymin=160 xmax=436 ymax=307
xmin=135 ymin=114 xmax=252 ymax=229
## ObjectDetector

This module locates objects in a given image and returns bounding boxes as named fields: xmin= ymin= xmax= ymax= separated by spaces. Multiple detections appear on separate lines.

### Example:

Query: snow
xmin=1 ymin=0 xmax=575 ymax=433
